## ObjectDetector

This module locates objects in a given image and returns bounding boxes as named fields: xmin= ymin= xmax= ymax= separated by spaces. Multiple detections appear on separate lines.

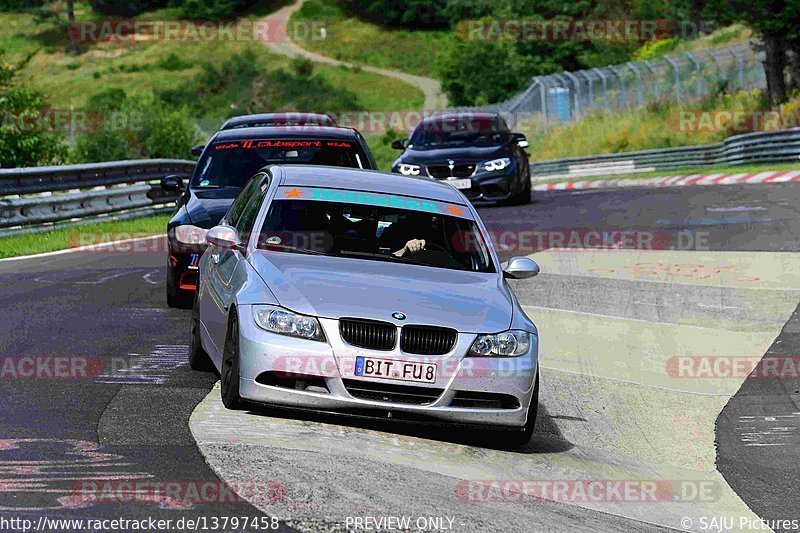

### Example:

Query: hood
xmin=185 ymin=188 xmax=240 ymax=228
xmin=249 ymin=251 xmax=512 ymax=333
xmin=396 ymin=144 xmax=509 ymax=166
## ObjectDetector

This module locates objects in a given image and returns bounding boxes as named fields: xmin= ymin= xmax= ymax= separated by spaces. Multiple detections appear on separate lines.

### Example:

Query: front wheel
xmin=220 ymin=310 xmax=244 ymax=409
xmin=188 ymin=295 xmax=212 ymax=371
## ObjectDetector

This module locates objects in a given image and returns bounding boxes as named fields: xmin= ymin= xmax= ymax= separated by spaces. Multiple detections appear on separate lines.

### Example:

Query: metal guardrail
xmin=529 ymin=128 xmax=800 ymax=180
xmin=0 ymin=159 xmax=195 ymax=237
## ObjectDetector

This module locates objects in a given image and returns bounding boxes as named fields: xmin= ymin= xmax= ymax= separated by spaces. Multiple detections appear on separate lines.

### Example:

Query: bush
xmin=171 ymin=0 xmax=259 ymax=19
xmin=0 ymin=0 xmax=45 ymax=12
xmin=87 ymin=87 xmax=128 ymax=112
xmin=0 ymin=53 xmax=67 ymax=167
xmin=89 ymin=0 xmax=168 ymax=17
xmin=336 ymin=0 xmax=449 ymax=29
xmin=72 ymin=89 xmax=200 ymax=163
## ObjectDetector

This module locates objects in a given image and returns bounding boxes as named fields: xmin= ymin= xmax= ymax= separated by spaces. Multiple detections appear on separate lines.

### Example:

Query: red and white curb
xmin=532 ymin=169 xmax=800 ymax=191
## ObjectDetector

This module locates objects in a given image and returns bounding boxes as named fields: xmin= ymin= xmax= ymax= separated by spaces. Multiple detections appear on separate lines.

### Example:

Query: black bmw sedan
xmin=162 ymin=125 xmax=377 ymax=307
xmin=390 ymin=112 xmax=531 ymax=205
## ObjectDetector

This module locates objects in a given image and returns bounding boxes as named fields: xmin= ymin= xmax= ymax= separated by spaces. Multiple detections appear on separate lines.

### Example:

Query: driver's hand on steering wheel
xmin=394 ymin=238 xmax=426 ymax=257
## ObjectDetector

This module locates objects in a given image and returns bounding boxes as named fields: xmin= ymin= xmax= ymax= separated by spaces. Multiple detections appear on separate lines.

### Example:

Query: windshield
xmin=257 ymin=196 xmax=495 ymax=273
xmin=409 ymin=117 xmax=510 ymax=148
xmin=192 ymin=139 xmax=367 ymax=188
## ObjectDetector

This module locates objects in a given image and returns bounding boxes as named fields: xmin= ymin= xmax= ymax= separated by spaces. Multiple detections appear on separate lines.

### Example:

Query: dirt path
xmin=258 ymin=0 xmax=448 ymax=111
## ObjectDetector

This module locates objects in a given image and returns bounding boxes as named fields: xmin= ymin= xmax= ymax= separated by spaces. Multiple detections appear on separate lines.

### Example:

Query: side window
xmin=235 ymin=182 xmax=269 ymax=239
xmin=225 ymin=174 xmax=263 ymax=227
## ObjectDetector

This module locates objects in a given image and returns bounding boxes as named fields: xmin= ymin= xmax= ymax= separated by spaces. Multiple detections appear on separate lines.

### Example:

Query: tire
xmin=499 ymin=174 xmax=531 ymax=206
xmin=220 ymin=309 xmax=244 ymax=410
xmin=188 ymin=294 xmax=212 ymax=371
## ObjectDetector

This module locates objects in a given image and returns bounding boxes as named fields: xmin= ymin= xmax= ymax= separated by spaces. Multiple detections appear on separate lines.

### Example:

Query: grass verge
xmin=0 ymin=214 xmax=170 ymax=259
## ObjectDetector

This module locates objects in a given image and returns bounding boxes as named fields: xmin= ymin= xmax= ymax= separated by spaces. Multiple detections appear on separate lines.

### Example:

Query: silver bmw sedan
xmin=190 ymin=164 xmax=541 ymax=445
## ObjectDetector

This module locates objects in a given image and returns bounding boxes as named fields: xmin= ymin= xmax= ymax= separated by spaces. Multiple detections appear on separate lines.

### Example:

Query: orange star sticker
xmin=447 ymin=204 xmax=463 ymax=216
xmin=284 ymin=188 xmax=303 ymax=198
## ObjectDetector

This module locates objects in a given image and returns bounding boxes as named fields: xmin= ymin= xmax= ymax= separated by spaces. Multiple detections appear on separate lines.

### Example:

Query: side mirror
xmin=206 ymin=225 xmax=240 ymax=248
xmin=161 ymin=175 xmax=184 ymax=192
xmin=191 ymin=144 xmax=205 ymax=157
xmin=391 ymin=138 xmax=407 ymax=150
xmin=512 ymin=133 xmax=529 ymax=149
xmin=502 ymin=256 xmax=540 ymax=279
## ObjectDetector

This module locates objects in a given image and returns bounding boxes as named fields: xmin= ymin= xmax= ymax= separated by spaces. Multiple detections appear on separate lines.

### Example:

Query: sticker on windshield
xmin=265 ymin=236 xmax=282 ymax=245
xmin=276 ymin=186 xmax=472 ymax=219
xmin=199 ymin=179 xmax=210 ymax=186
xmin=214 ymin=140 xmax=352 ymax=150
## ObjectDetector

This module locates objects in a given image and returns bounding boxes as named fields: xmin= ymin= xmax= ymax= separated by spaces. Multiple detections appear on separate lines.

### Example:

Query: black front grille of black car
xmin=400 ymin=326 xmax=457 ymax=355
xmin=340 ymin=319 xmax=396 ymax=351
xmin=426 ymin=164 xmax=476 ymax=179
xmin=342 ymin=379 xmax=443 ymax=405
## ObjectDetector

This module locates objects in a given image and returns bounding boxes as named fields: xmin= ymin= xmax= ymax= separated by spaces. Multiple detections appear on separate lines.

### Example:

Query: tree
xmin=0 ymin=52 xmax=67 ymax=167
xmin=700 ymin=0 xmax=799 ymax=105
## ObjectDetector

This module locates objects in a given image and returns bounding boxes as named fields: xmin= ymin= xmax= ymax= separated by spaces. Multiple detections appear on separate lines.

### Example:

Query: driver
xmin=379 ymin=213 xmax=433 ymax=257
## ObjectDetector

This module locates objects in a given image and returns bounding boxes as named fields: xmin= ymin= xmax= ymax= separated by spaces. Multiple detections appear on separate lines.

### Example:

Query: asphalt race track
xmin=2 ymin=183 xmax=799 ymax=532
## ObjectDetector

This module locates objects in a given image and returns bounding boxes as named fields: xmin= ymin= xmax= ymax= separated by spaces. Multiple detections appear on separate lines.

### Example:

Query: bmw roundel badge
xmin=392 ymin=312 xmax=407 ymax=320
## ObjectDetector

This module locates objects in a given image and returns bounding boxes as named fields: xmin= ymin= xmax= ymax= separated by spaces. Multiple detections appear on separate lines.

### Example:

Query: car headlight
xmin=468 ymin=330 xmax=531 ymax=357
xmin=482 ymin=158 xmax=512 ymax=172
xmin=398 ymin=163 xmax=421 ymax=175
xmin=252 ymin=305 xmax=326 ymax=342
xmin=173 ymin=225 xmax=209 ymax=245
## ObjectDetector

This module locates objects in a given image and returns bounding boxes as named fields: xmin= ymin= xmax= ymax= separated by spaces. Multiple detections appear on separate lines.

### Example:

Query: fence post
xmin=642 ymin=60 xmax=660 ymax=100
xmin=540 ymin=78 xmax=548 ymax=133
xmin=665 ymin=55 xmax=681 ymax=103
xmin=686 ymin=52 xmax=703 ymax=99
xmin=592 ymin=68 xmax=610 ymax=111
xmin=564 ymin=71 xmax=582 ymax=118
xmin=626 ymin=62 xmax=644 ymax=107
xmin=608 ymin=65 xmax=626 ymax=109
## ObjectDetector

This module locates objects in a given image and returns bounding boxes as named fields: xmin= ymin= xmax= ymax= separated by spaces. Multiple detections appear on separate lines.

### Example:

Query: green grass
xmin=0 ymin=214 xmax=169 ymax=258
xmin=519 ymin=90 xmax=794 ymax=161
xmin=0 ymin=3 xmax=423 ymax=113
xmin=534 ymin=162 xmax=800 ymax=185
xmin=365 ymin=132 xmax=403 ymax=171
xmin=291 ymin=0 xmax=448 ymax=76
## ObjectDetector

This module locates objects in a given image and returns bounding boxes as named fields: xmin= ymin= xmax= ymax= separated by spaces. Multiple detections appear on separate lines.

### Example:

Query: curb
xmin=532 ymin=169 xmax=800 ymax=191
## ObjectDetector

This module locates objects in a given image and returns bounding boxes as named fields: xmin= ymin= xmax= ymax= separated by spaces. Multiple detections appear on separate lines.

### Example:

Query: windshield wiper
xmin=339 ymin=250 xmax=430 ymax=266
xmin=262 ymin=244 xmax=327 ymax=255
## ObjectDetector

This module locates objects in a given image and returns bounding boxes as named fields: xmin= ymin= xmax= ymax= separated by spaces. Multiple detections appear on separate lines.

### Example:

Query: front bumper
xmin=460 ymin=168 xmax=519 ymax=202
xmin=168 ymin=241 xmax=206 ymax=292
xmin=235 ymin=308 xmax=538 ymax=428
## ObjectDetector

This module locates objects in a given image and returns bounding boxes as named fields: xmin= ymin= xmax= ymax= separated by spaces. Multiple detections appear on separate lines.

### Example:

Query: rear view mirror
xmin=512 ymin=133 xmax=529 ymax=149
xmin=206 ymin=225 xmax=241 ymax=248
xmin=502 ymin=256 xmax=540 ymax=279
xmin=191 ymin=144 xmax=205 ymax=157
xmin=160 ymin=175 xmax=184 ymax=192
xmin=391 ymin=138 xmax=407 ymax=150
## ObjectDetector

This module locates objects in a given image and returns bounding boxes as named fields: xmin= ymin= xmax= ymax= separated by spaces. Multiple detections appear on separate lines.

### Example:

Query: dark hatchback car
xmin=390 ymin=112 xmax=531 ymax=205
xmin=162 ymin=125 xmax=377 ymax=307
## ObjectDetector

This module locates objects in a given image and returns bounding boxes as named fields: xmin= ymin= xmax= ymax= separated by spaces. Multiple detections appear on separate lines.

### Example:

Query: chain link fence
xmin=477 ymin=41 xmax=765 ymax=130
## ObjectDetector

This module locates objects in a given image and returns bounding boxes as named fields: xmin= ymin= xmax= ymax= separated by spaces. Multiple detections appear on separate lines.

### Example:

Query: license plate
xmin=354 ymin=356 xmax=437 ymax=384
xmin=448 ymin=179 xmax=472 ymax=190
